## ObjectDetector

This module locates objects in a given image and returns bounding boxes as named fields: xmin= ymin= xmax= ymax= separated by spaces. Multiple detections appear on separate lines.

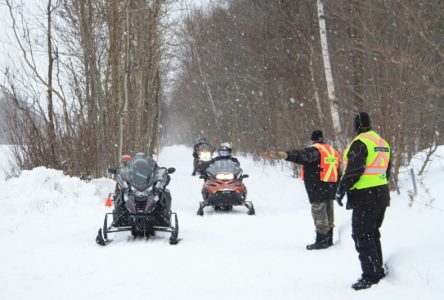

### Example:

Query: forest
xmin=1 ymin=0 xmax=443 ymax=184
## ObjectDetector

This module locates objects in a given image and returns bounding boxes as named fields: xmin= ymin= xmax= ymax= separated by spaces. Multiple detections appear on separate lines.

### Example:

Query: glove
xmin=275 ymin=151 xmax=288 ymax=160
xmin=264 ymin=151 xmax=288 ymax=160
xmin=335 ymin=190 xmax=345 ymax=207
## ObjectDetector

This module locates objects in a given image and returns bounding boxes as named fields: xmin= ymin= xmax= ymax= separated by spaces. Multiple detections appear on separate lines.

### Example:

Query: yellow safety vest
xmin=343 ymin=130 xmax=390 ymax=189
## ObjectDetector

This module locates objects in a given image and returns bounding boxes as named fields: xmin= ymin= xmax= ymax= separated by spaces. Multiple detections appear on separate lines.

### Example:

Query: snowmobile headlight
xmin=134 ymin=189 xmax=149 ymax=197
xmin=215 ymin=173 xmax=234 ymax=180
xmin=198 ymin=151 xmax=212 ymax=161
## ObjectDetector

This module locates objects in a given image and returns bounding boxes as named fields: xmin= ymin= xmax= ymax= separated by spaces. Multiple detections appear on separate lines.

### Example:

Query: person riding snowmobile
xmin=97 ymin=152 xmax=179 ymax=245
xmin=197 ymin=143 xmax=254 ymax=215
xmin=192 ymin=137 xmax=215 ymax=176
xmin=211 ymin=144 xmax=240 ymax=165
xmin=198 ymin=144 xmax=240 ymax=180
xmin=111 ymin=152 xmax=159 ymax=226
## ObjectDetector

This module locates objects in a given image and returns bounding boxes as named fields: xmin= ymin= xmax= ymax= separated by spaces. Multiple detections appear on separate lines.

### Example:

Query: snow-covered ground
xmin=0 ymin=145 xmax=443 ymax=300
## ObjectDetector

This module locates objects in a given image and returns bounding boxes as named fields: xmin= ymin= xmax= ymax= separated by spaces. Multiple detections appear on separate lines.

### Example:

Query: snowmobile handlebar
xmin=108 ymin=167 xmax=120 ymax=174
xmin=109 ymin=167 xmax=173 ymax=176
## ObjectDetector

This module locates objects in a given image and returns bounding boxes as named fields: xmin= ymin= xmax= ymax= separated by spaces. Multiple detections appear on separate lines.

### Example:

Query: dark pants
xmin=352 ymin=207 xmax=386 ymax=281
xmin=193 ymin=157 xmax=198 ymax=168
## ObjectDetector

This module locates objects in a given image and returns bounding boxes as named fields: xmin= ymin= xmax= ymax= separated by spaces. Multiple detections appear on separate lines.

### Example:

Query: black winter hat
xmin=311 ymin=130 xmax=324 ymax=142
xmin=353 ymin=112 xmax=371 ymax=133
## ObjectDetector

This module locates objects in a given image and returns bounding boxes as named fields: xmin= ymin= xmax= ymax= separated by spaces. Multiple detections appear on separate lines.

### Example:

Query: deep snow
xmin=0 ymin=145 xmax=443 ymax=300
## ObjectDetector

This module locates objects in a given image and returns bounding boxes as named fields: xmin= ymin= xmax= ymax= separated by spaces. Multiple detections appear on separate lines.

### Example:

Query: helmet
xmin=218 ymin=145 xmax=232 ymax=158
xmin=195 ymin=137 xmax=208 ymax=144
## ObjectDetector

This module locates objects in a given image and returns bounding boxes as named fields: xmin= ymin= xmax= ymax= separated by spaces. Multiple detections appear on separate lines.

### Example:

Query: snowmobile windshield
xmin=127 ymin=155 xmax=158 ymax=191
xmin=206 ymin=159 xmax=242 ymax=178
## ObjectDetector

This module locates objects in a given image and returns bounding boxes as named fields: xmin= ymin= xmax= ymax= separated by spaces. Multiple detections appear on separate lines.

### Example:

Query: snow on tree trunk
xmin=317 ymin=0 xmax=341 ymax=134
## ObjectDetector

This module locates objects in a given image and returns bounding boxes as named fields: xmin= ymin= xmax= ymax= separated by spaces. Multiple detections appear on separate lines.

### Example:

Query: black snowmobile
xmin=96 ymin=153 xmax=179 ymax=245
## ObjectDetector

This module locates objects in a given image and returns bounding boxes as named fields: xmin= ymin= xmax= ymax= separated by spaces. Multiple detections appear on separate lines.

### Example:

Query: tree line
xmin=1 ymin=0 xmax=170 ymax=177
xmin=164 ymin=0 xmax=444 ymax=183
xmin=1 ymin=0 xmax=443 ymax=184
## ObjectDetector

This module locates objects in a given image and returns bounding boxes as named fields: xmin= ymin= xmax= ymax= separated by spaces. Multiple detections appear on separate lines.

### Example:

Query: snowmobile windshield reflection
xmin=206 ymin=159 xmax=242 ymax=179
xmin=125 ymin=155 xmax=157 ymax=191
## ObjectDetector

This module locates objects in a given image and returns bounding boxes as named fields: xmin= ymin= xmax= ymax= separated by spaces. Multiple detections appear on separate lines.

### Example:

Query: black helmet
xmin=195 ymin=137 xmax=208 ymax=144
xmin=218 ymin=145 xmax=232 ymax=158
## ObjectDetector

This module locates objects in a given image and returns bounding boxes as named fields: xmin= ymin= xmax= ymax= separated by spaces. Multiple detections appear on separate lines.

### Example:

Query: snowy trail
xmin=0 ymin=145 xmax=443 ymax=300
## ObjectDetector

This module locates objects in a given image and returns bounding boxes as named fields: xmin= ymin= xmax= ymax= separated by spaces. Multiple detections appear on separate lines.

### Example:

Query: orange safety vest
xmin=301 ymin=143 xmax=340 ymax=182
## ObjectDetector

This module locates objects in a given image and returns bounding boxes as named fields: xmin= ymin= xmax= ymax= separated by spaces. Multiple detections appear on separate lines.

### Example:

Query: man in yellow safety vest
xmin=273 ymin=130 xmax=340 ymax=250
xmin=336 ymin=112 xmax=391 ymax=291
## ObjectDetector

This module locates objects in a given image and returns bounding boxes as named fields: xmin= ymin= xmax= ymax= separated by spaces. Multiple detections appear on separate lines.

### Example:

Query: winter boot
xmin=351 ymin=278 xmax=379 ymax=290
xmin=327 ymin=228 xmax=334 ymax=246
xmin=306 ymin=232 xmax=330 ymax=250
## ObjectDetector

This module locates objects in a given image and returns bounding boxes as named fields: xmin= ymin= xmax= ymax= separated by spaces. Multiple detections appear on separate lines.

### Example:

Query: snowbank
xmin=0 ymin=145 xmax=443 ymax=300
xmin=396 ymin=146 xmax=444 ymax=209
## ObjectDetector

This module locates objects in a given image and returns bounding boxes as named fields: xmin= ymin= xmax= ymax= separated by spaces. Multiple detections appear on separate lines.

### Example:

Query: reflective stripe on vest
xmin=301 ymin=143 xmax=340 ymax=182
xmin=342 ymin=130 xmax=390 ymax=189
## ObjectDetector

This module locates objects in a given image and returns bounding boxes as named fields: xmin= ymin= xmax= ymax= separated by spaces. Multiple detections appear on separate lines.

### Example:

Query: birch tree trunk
xmin=317 ymin=0 xmax=341 ymax=134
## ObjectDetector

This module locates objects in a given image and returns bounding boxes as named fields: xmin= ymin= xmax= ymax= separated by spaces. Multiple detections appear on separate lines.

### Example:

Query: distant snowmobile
xmin=193 ymin=142 xmax=215 ymax=176
xmin=197 ymin=159 xmax=255 ymax=215
xmin=96 ymin=153 xmax=179 ymax=245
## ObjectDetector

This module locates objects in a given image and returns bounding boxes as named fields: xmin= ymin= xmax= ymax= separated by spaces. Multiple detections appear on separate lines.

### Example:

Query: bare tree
xmin=2 ymin=0 xmax=172 ymax=177
xmin=165 ymin=0 xmax=444 ymax=185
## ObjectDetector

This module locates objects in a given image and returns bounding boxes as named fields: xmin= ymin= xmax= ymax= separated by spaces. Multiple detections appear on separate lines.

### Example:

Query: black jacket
xmin=285 ymin=144 xmax=339 ymax=203
xmin=338 ymin=131 xmax=391 ymax=209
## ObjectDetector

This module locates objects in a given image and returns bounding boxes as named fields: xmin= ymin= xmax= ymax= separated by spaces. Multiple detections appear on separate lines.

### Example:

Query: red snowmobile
xmin=197 ymin=159 xmax=255 ymax=215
